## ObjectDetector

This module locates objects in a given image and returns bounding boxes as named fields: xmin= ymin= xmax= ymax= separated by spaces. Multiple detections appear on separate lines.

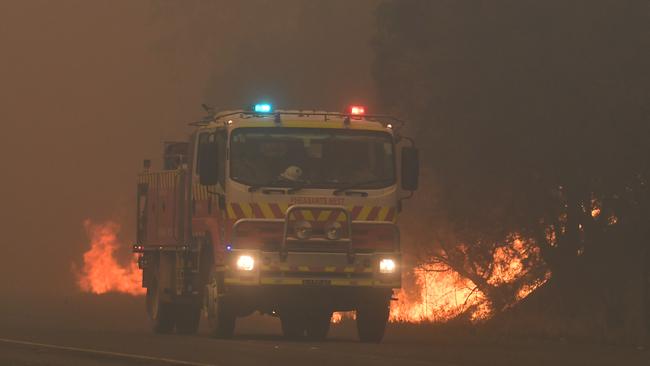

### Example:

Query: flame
xmin=516 ymin=271 xmax=551 ymax=300
xmin=75 ymin=220 xmax=145 ymax=296
xmin=591 ymin=198 xmax=601 ymax=218
xmin=331 ymin=312 xmax=343 ymax=323
xmin=389 ymin=264 xmax=489 ymax=322
xmin=75 ymin=219 xmax=547 ymax=321
xmin=487 ymin=238 xmax=529 ymax=285
xmin=386 ymin=238 xmax=547 ymax=324
xmin=331 ymin=311 xmax=355 ymax=324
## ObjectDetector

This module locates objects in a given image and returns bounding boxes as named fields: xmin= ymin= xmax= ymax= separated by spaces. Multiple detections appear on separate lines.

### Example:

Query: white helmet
xmin=280 ymin=166 xmax=303 ymax=181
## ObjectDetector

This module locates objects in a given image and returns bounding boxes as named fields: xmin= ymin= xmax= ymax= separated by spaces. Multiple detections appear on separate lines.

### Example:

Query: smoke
xmin=0 ymin=1 xmax=379 ymax=297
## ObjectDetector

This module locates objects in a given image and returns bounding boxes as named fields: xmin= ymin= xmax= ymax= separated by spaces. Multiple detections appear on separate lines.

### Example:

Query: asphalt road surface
xmin=0 ymin=294 xmax=647 ymax=366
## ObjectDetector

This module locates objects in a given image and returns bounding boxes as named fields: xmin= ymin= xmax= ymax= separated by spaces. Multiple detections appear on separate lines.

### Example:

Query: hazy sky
xmin=0 ymin=0 xmax=378 ymax=296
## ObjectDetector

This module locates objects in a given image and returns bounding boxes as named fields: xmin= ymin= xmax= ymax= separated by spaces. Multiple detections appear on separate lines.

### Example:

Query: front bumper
xmin=224 ymin=250 xmax=401 ymax=288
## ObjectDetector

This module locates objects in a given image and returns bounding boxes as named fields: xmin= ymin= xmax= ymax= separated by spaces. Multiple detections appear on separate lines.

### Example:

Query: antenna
xmin=202 ymin=103 xmax=217 ymax=117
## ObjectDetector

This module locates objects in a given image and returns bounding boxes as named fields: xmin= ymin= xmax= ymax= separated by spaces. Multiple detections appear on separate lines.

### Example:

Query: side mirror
xmin=401 ymin=146 xmax=419 ymax=191
xmin=198 ymin=134 xmax=219 ymax=186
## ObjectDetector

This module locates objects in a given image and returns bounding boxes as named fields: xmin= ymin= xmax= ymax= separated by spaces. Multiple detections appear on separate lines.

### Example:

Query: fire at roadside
xmin=74 ymin=220 xmax=144 ymax=296
xmin=75 ymin=220 xmax=548 ymax=324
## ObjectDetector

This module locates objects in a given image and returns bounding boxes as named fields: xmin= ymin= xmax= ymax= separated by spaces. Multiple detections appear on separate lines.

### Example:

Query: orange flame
xmin=385 ymin=238 xmax=547 ymax=324
xmin=389 ymin=264 xmax=489 ymax=323
xmin=75 ymin=220 xmax=145 ymax=296
xmin=331 ymin=311 xmax=355 ymax=324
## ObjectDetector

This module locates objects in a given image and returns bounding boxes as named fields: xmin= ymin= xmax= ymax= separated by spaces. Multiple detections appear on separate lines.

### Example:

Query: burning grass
xmin=335 ymin=236 xmax=549 ymax=325
xmin=74 ymin=220 xmax=548 ymax=325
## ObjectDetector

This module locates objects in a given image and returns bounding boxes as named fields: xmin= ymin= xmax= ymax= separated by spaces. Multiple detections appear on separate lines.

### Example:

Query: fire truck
xmin=133 ymin=104 xmax=419 ymax=342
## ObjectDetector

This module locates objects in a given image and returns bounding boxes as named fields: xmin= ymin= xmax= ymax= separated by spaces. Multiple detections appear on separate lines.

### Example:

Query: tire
xmin=280 ymin=312 xmax=306 ymax=340
xmin=204 ymin=274 xmax=236 ymax=338
xmin=146 ymin=279 xmax=175 ymax=334
xmin=175 ymin=304 xmax=201 ymax=335
xmin=356 ymin=297 xmax=390 ymax=343
xmin=305 ymin=311 xmax=332 ymax=341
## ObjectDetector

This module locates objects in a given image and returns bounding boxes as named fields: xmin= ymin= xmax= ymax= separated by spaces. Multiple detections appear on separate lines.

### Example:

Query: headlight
xmin=293 ymin=220 xmax=312 ymax=240
xmin=236 ymin=255 xmax=255 ymax=271
xmin=379 ymin=258 xmax=396 ymax=274
xmin=324 ymin=221 xmax=342 ymax=240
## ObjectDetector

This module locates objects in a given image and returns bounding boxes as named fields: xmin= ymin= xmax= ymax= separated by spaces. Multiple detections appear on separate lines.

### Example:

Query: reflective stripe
xmin=258 ymin=278 xmax=394 ymax=287
xmin=262 ymin=264 xmax=373 ymax=273
xmin=226 ymin=203 xmax=396 ymax=222
xmin=356 ymin=206 xmax=373 ymax=220
xmin=227 ymin=276 xmax=399 ymax=287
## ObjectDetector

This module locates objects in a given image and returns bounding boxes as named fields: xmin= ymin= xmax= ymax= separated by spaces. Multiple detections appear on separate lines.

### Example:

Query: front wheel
xmin=356 ymin=297 xmax=390 ymax=343
xmin=204 ymin=275 xmax=236 ymax=338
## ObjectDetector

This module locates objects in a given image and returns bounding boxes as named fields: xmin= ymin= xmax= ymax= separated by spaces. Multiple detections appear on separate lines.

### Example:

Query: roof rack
xmin=189 ymin=110 xmax=406 ymax=130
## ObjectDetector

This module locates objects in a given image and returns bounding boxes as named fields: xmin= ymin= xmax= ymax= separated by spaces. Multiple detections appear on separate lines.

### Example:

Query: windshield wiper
xmin=247 ymin=179 xmax=281 ymax=193
xmin=333 ymin=179 xmax=393 ymax=196
xmin=287 ymin=181 xmax=307 ymax=194
xmin=248 ymin=179 xmax=307 ymax=193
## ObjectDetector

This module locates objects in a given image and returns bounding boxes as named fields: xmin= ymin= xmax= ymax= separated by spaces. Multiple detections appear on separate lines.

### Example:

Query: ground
xmin=0 ymin=294 xmax=647 ymax=366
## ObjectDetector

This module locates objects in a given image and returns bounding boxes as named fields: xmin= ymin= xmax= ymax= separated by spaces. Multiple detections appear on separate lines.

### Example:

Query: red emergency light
xmin=349 ymin=105 xmax=365 ymax=116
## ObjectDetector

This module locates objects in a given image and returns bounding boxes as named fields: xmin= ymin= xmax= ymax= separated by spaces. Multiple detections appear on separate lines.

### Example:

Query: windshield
xmin=230 ymin=128 xmax=395 ymax=189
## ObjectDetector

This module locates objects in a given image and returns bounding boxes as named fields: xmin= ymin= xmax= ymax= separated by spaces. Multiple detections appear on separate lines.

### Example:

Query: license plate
xmin=302 ymin=279 xmax=331 ymax=286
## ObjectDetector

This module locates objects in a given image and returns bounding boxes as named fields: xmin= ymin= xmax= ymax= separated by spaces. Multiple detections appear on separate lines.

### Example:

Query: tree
xmin=373 ymin=0 xmax=650 ymax=341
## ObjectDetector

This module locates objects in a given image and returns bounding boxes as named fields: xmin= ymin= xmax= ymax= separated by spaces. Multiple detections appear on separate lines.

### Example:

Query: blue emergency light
xmin=254 ymin=103 xmax=273 ymax=113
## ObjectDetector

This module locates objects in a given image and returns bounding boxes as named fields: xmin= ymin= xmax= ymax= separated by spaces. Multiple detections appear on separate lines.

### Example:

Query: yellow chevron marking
xmin=297 ymin=266 xmax=309 ymax=272
xmin=303 ymin=210 xmax=315 ymax=221
xmin=317 ymin=210 xmax=330 ymax=222
xmin=343 ymin=267 xmax=355 ymax=273
xmin=378 ymin=206 xmax=390 ymax=221
xmin=357 ymin=206 xmax=373 ymax=220
xmin=324 ymin=266 xmax=337 ymax=272
xmin=241 ymin=203 xmax=253 ymax=218
xmin=363 ymin=267 xmax=374 ymax=273
xmin=279 ymin=203 xmax=290 ymax=215
xmin=259 ymin=203 xmax=274 ymax=218
xmin=227 ymin=204 xmax=236 ymax=219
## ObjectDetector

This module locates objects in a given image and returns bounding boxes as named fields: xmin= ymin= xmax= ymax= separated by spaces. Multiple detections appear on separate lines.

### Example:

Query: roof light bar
xmin=349 ymin=105 xmax=365 ymax=115
xmin=254 ymin=103 xmax=273 ymax=113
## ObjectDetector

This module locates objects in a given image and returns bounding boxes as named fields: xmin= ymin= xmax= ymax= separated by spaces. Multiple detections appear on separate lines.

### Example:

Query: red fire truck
xmin=134 ymin=104 xmax=418 ymax=342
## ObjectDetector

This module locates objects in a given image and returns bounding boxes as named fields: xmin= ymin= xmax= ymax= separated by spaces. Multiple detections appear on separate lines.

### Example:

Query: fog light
xmin=293 ymin=221 xmax=312 ymax=240
xmin=379 ymin=258 xmax=396 ymax=274
xmin=236 ymin=255 xmax=255 ymax=271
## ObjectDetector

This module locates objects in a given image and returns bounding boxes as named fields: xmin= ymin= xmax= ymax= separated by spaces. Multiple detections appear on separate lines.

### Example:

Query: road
xmin=0 ymin=294 xmax=647 ymax=366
